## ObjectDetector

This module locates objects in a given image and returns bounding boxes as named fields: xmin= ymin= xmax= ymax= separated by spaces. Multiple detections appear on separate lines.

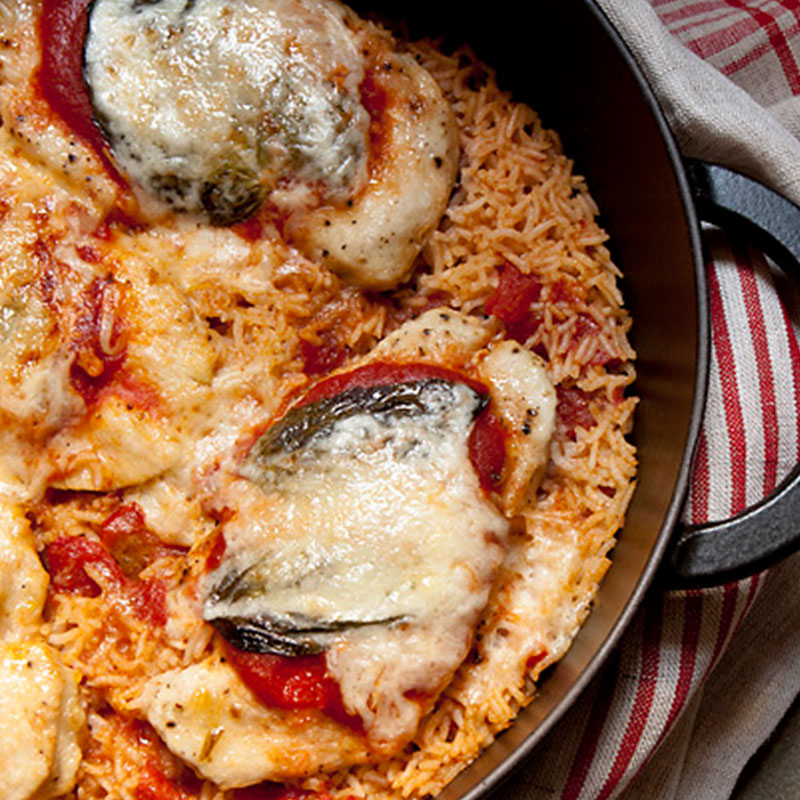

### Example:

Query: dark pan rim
xmin=437 ymin=2 xmax=709 ymax=798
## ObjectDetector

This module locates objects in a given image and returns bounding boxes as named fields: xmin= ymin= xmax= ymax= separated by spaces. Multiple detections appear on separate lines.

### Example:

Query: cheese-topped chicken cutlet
xmin=83 ymin=0 xmax=460 ymax=289
xmin=138 ymin=310 xmax=556 ymax=788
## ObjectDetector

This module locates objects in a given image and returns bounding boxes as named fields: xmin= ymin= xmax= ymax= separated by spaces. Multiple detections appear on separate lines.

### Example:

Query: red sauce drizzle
xmin=67 ymin=279 xmax=160 ymax=412
xmin=37 ymin=0 xmax=124 ymax=184
xmin=359 ymin=69 xmax=390 ymax=164
xmin=485 ymin=262 xmax=543 ymax=344
xmin=223 ymin=644 xmax=363 ymax=733
xmin=69 ymin=277 xmax=127 ymax=406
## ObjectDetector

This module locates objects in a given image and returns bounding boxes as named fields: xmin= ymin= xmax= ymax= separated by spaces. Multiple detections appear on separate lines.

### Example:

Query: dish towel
xmin=510 ymin=2 xmax=800 ymax=798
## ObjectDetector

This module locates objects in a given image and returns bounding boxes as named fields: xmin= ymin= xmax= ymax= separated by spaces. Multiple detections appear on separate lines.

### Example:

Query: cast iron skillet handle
xmin=667 ymin=158 xmax=800 ymax=589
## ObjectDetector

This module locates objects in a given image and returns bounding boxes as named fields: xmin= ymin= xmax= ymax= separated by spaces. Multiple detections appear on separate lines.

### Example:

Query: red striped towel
xmin=509 ymin=2 xmax=800 ymax=798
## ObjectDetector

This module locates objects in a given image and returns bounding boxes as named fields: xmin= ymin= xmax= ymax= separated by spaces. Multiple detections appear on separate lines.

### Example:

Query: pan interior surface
xmin=351 ymin=0 xmax=704 ymax=796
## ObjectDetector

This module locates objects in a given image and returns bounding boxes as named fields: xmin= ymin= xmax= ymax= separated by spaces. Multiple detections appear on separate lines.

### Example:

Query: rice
xmin=2 ymin=16 xmax=636 ymax=800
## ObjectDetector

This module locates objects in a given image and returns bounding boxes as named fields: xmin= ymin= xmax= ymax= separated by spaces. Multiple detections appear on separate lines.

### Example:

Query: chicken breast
xmin=478 ymin=341 xmax=557 ymax=514
xmin=139 ymin=656 xmax=369 ymax=788
xmin=45 ymin=269 xmax=215 ymax=492
xmin=0 ymin=640 xmax=84 ymax=800
xmin=365 ymin=307 xmax=495 ymax=367
xmin=0 ymin=498 xmax=48 ymax=639
xmin=0 ymin=499 xmax=84 ymax=800
xmin=207 ymin=372 xmax=509 ymax=752
xmin=287 ymin=52 xmax=460 ymax=289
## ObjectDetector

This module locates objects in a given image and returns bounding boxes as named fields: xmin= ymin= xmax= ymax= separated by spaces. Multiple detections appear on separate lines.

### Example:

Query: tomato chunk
xmin=485 ymin=263 xmax=542 ymax=326
xmin=45 ymin=536 xmax=123 ymax=597
xmin=299 ymin=334 xmax=348 ymax=377
xmin=556 ymin=385 xmax=597 ymax=439
xmin=44 ymin=535 xmax=168 ymax=626
xmin=100 ymin=504 xmax=185 ymax=579
xmin=223 ymin=645 xmax=362 ymax=732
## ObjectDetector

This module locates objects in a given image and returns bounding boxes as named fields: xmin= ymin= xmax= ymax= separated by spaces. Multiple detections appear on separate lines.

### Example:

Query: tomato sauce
xmin=45 ymin=536 xmax=122 ymax=598
xmin=359 ymin=69 xmax=390 ymax=165
xmin=44 ymin=534 xmax=168 ymax=627
xmin=69 ymin=277 xmax=127 ymax=405
xmin=37 ymin=0 xmax=124 ymax=184
xmin=223 ymin=645 xmax=362 ymax=733
xmin=67 ymin=278 xmax=161 ymax=412
xmin=468 ymin=408 xmax=508 ymax=492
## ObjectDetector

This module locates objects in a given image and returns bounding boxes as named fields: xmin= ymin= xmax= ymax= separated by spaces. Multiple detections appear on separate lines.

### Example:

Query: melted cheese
xmin=44 ymin=263 xmax=214 ymax=492
xmin=85 ymin=0 xmax=369 ymax=221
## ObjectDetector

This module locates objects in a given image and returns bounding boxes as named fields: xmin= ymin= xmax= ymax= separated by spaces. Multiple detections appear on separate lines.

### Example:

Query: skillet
xmin=347 ymin=0 xmax=800 ymax=797
xmin=24 ymin=0 xmax=800 ymax=795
